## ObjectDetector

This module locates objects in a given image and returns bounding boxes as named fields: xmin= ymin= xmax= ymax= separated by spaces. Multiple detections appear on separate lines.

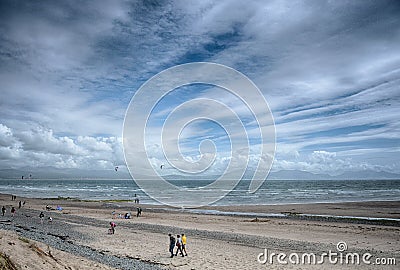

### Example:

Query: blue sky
xmin=0 ymin=0 xmax=399 ymax=177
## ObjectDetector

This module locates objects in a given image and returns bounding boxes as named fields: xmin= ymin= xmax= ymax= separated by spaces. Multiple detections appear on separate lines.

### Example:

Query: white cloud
xmin=0 ymin=124 xmax=16 ymax=147
xmin=273 ymin=150 xmax=394 ymax=176
xmin=0 ymin=1 xmax=399 ymax=178
xmin=0 ymin=123 xmax=124 ymax=170
xmin=77 ymin=136 xmax=113 ymax=152
xmin=18 ymin=127 xmax=84 ymax=155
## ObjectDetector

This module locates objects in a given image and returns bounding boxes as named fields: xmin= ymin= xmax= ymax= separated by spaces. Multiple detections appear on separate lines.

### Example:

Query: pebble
xmin=0 ymin=208 xmax=164 ymax=270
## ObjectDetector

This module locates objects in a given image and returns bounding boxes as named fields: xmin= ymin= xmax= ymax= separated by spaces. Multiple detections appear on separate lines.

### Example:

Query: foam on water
xmin=0 ymin=179 xmax=399 ymax=206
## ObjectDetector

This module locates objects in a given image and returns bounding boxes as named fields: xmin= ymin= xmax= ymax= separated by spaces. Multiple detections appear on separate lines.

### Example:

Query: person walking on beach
xmin=10 ymin=207 xmax=16 ymax=217
xmin=175 ymin=235 xmax=184 ymax=257
xmin=109 ymin=221 xmax=116 ymax=234
xmin=168 ymin=234 xmax=176 ymax=258
xmin=18 ymin=201 xmax=22 ymax=209
xmin=181 ymin=233 xmax=188 ymax=256
xmin=39 ymin=211 xmax=44 ymax=224
xmin=136 ymin=207 xmax=142 ymax=217
xmin=1 ymin=206 xmax=6 ymax=216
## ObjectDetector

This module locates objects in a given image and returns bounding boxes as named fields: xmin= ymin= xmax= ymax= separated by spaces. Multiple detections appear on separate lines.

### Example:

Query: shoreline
xmin=1 ymin=193 xmax=399 ymax=269
xmin=2 ymin=191 xmax=400 ymax=208
xmin=2 ymin=192 xmax=400 ymax=221
xmin=7 ymin=193 xmax=400 ymax=206
xmin=2 ymin=178 xmax=399 ymax=207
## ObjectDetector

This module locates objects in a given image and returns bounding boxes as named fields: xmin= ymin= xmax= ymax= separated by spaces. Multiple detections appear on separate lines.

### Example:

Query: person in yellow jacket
xmin=181 ymin=233 xmax=188 ymax=256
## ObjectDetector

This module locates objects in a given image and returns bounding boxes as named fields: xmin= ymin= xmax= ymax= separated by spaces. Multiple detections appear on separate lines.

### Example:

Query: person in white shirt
xmin=175 ymin=235 xmax=184 ymax=257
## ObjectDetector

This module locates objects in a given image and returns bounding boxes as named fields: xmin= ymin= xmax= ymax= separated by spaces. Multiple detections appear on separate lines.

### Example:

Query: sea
xmin=0 ymin=178 xmax=399 ymax=206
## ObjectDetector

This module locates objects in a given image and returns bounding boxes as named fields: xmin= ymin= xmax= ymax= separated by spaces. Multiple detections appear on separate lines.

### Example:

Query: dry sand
xmin=1 ymin=194 xmax=399 ymax=269
xmin=0 ymin=230 xmax=116 ymax=270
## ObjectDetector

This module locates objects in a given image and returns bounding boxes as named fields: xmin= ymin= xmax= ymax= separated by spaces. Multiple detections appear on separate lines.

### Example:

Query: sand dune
xmin=0 ymin=230 xmax=116 ymax=270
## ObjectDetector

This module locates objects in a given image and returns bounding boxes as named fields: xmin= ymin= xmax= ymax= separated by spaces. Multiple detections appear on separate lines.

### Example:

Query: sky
xmin=0 ymin=0 xmax=399 ymax=178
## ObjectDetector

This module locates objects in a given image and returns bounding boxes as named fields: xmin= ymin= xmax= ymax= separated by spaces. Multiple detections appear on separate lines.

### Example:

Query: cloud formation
xmin=0 ymin=0 xmax=399 ymax=178
xmin=0 ymin=124 xmax=124 ymax=170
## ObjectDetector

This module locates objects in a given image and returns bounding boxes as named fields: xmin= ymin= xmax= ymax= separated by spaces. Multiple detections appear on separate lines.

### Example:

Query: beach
xmin=0 ymin=193 xmax=399 ymax=269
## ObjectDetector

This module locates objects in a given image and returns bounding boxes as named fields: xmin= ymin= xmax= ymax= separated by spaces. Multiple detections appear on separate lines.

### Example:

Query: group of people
xmin=39 ymin=211 xmax=53 ymax=224
xmin=6 ymin=194 xmax=191 ymax=260
xmin=1 ymin=205 xmax=15 ymax=216
xmin=2 ymin=197 xmax=25 ymax=217
xmin=1 ymin=196 xmax=55 ymax=224
xmin=112 ymin=207 xmax=142 ymax=220
xmin=168 ymin=233 xmax=188 ymax=258
xmin=106 ymin=225 xmax=190 ymax=258
xmin=109 ymin=208 xmax=143 ymax=234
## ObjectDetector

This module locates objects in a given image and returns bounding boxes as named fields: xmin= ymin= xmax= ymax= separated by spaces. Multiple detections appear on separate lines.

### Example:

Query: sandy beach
xmin=0 ymin=193 xmax=399 ymax=269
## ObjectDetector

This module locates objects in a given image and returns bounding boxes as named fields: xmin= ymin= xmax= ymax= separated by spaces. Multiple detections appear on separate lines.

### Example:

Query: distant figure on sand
xmin=168 ymin=234 xmax=176 ymax=258
xmin=10 ymin=207 xmax=16 ymax=217
xmin=181 ymin=233 xmax=188 ymax=256
xmin=109 ymin=221 xmax=116 ymax=234
xmin=134 ymin=194 xmax=140 ymax=204
xmin=18 ymin=201 xmax=22 ymax=209
xmin=136 ymin=207 xmax=142 ymax=217
xmin=1 ymin=206 xmax=6 ymax=216
xmin=175 ymin=235 xmax=184 ymax=257
xmin=39 ymin=212 xmax=44 ymax=224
